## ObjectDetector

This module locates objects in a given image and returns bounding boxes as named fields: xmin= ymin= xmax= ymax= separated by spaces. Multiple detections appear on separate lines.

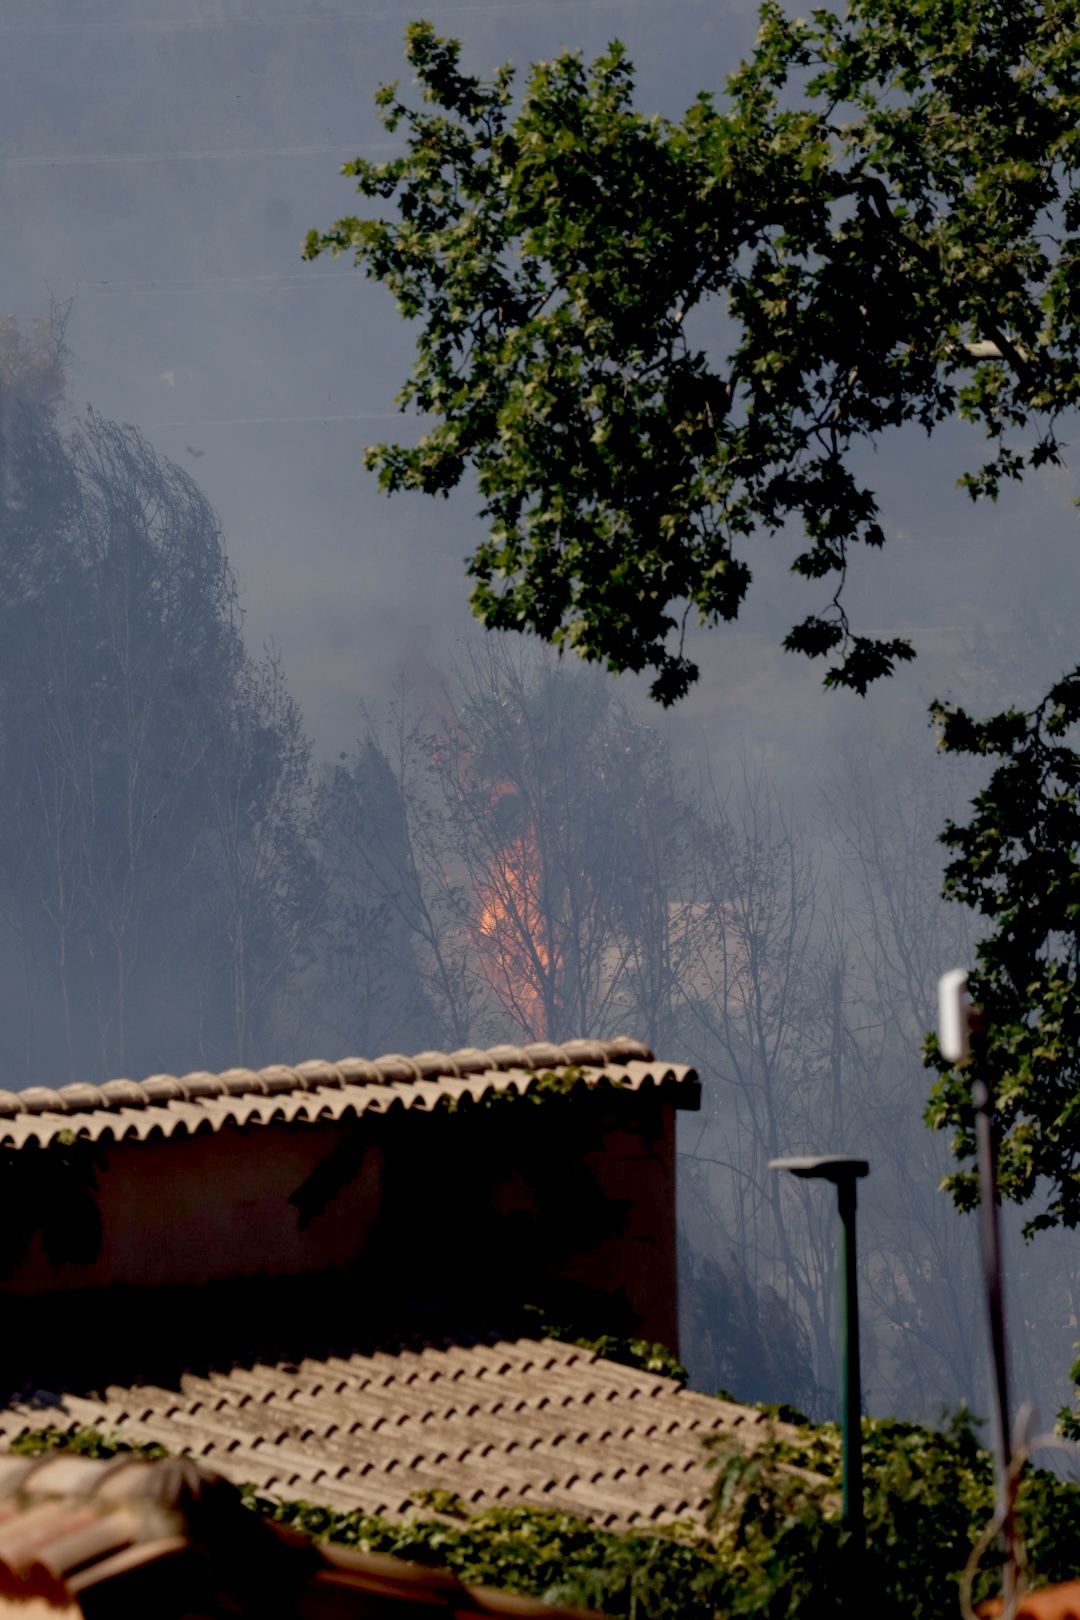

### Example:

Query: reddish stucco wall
xmin=3 ymin=1094 xmax=682 ymax=1354
xmin=5 ymin=1122 xmax=385 ymax=1295
xmin=575 ymin=1104 xmax=678 ymax=1348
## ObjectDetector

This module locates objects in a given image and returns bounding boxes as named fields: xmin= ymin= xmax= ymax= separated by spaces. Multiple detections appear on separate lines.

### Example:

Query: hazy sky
xmin=2 ymin=0 xmax=1076 ymax=779
xmin=6 ymin=0 xmax=1080 ymax=1427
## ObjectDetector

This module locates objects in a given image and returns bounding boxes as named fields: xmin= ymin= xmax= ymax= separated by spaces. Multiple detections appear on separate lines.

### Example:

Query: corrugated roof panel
xmin=0 ymin=1040 xmax=698 ymax=1152
xmin=0 ymin=1337 xmax=783 ymax=1532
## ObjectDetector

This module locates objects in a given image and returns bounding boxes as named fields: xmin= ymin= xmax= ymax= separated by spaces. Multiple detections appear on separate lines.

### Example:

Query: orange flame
xmin=474 ymin=786 xmax=550 ymax=1038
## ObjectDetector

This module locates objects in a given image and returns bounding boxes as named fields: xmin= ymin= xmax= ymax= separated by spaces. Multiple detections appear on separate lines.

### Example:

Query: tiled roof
xmin=0 ymin=1038 xmax=699 ymax=1151
xmin=0 ymin=1451 xmax=602 ymax=1618
xmin=978 ymin=1585 xmax=1080 ymax=1620
xmin=0 ymin=1338 xmax=781 ymax=1532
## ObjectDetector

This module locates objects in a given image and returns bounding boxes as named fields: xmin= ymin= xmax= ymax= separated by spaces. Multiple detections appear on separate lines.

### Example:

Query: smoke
xmin=3 ymin=0 xmax=1080 ymax=1435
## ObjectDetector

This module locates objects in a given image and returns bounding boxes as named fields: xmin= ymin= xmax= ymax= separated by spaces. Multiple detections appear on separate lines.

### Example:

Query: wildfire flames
xmin=474 ymin=785 xmax=551 ymax=1038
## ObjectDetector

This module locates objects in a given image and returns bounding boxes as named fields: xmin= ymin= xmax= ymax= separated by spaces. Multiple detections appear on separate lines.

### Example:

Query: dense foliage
xmin=0 ymin=324 xmax=321 ymax=1081
xmin=262 ymin=1495 xmax=724 ymax=1619
xmin=925 ymin=674 xmax=1080 ymax=1232
xmin=13 ymin=1416 xmax=1080 ymax=1619
xmin=705 ymin=1412 xmax=1052 ymax=1619
xmin=517 ymin=1302 xmax=688 ymax=1385
xmin=10 ymin=1426 xmax=167 ymax=1461
xmin=308 ymin=1 xmax=1080 ymax=1239
xmin=308 ymin=2 xmax=1077 ymax=705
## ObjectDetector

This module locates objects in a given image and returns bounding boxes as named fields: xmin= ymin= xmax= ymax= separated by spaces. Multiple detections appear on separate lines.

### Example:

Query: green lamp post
xmin=938 ymin=969 xmax=1016 ymax=1613
xmin=769 ymin=1154 xmax=870 ymax=1543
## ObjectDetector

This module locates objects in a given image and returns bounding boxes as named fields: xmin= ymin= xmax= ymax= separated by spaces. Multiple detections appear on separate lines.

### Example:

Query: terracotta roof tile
xmin=978 ymin=1584 xmax=1080 ymax=1619
xmin=0 ymin=1038 xmax=698 ymax=1152
xmin=0 ymin=1452 xmax=605 ymax=1618
xmin=0 ymin=1339 xmax=782 ymax=1533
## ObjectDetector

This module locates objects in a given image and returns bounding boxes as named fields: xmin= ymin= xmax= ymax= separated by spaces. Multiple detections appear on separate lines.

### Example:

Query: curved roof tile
xmin=0 ymin=1039 xmax=699 ymax=1151
xmin=0 ymin=1448 xmax=606 ymax=1618
xmin=0 ymin=1336 xmax=768 ymax=1534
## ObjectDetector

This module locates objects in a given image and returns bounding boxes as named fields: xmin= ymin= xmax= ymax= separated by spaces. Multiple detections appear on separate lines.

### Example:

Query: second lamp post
xmin=769 ymin=1154 xmax=870 ymax=1544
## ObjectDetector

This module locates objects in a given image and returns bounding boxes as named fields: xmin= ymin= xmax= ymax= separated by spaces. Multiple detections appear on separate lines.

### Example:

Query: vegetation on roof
xmin=288 ymin=1062 xmax=649 ymax=1229
xmin=9 ymin=1427 xmax=168 ymax=1462
xmin=12 ymin=1413 xmax=1080 ymax=1619
xmin=517 ymin=1305 xmax=688 ymax=1386
xmin=0 ymin=1138 xmax=106 ymax=1281
xmin=260 ymin=1494 xmax=723 ymax=1619
xmin=464 ymin=1066 xmax=607 ymax=1106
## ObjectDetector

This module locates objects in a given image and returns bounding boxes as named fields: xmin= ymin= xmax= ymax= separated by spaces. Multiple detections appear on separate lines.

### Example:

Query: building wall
xmin=578 ymin=1103 xmax=678 ymax=1348
xmin=2 ymin=1095 xmax=681 ymax=1356
xmin=371 ymin=1093 xmax=679 ymax=1349
xmin=4 ymin=1121 xmax=385 ymax=1295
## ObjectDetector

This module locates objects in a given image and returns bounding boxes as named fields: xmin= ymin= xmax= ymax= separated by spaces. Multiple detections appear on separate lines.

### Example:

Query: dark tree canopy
xmin=308 ymin=3 xmax=1080 ymax=1238
xmin=925 ymin=679 xmax=1080 ymax=1233
xmin=308 ymin=2 xmax=1077 ymax=704
xmin=0 ymin=344 xmax=319 ymax=1082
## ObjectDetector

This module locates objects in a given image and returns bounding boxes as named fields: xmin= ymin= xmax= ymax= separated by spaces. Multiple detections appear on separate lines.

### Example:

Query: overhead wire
xmin=1 ymin=143 xmax=392 ymax=168
xmin=0 ymin=0 xmax=670 ymax=36
xmin=149 ymin=413 xmax=425 ymax=426
xmin=46 ymin=273 xmax=357 ymax=296
xmin=0 ymin=0 xmax=713 ymax=172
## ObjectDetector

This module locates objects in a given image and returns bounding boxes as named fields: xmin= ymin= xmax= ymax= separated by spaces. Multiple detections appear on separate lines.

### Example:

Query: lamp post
xmin=769 ymin=1154 xmax=870 ymax=1544
xmin=938 ymin=969 xmax=1016 ymax=1613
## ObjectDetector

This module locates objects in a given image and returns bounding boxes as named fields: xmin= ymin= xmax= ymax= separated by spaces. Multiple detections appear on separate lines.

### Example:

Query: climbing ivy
xmin=518 ymin=1303 xmax=688 ymax=1385
xmin=290 ymin=1066 xmax=634 ymax=1230
xmin=255 ymin=1494 xmax=723 ymax=1618
xmin=13 ymin=1414 xmax=1080 ymax=1619
xmin=0 ymin=1138 xmax=106 ymax=1279
xmin=455 ymin=1067 xmax=595 ymax=1107
xmin=9 ymin=1426 xmax=167 ymax=1461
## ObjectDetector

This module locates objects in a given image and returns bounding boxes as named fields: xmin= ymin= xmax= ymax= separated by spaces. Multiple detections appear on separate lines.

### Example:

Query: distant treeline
xmin=3 ymin=315 xmax=1078 ymax=1430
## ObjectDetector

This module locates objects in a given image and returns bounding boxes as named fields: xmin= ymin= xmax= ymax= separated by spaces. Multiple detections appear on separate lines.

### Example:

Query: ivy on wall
xmin=0 ymin=1137 xmax=106 ymax=1279
xmin=289 ymin=1067 xmax=633 ymax=1229
xmin=0 ymin=1072 xmax=652 ymax=1270
xmin=10 ymin=1426 xmax=166 ymax=1462
xmin=13 ymin=1414 xmax=1080 ymax=1620
xmin=518 ymin=1304 xmax=687 ymax=1385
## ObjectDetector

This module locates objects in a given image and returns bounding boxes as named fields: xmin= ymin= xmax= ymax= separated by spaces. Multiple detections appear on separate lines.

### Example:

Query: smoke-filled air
xmin=5 ymin=0 xmax=1080 ymax=1540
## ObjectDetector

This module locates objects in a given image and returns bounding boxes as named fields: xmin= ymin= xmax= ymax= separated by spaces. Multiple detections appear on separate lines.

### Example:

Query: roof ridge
xmin=0 ymin=1037 xmax=655 ymax=1121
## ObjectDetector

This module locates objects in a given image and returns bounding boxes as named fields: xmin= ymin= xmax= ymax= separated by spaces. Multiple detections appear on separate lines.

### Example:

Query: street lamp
xmin=938 ymin=969 xmax=1016 ymax=1612
xmin=769 ymin=1154 xmax=870 ymax=1543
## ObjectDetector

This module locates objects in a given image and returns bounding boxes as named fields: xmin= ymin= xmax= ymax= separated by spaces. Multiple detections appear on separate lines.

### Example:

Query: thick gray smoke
xmin=2 ymin=0 xmax=1079 ymax=1435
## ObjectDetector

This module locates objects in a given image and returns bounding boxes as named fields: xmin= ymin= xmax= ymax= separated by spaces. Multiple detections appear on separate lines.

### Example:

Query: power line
xmin=56 ymin=272 xmax=356 ymax=296
xmin=2 ymin=143 xmax=391 ymax=169
xmin=149 ymin=412 xmax=426 ymax=426
xmin=0 ymin=0 xmax=655 ymax=36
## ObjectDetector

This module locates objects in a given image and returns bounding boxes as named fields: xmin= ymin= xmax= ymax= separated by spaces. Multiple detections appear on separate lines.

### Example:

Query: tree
xmin=678 ymin=766 xmax=838 ymax=1382
xmin=58 ymin=410 xmax=248 ymax=1073
xmin=307 ymin=7 xmax=1074 ymax=703
xmin=308 ymin=6 xmax=1080 ymax=1234
xmin=202 ymin=647 xmax=322 ymax=1066
xmin=342 ymin=650 xmax=695 ymax=1049
xmin=925 ymin=682 xmax=1080 ymax=1231
xmin=0 ymin=325 xmax=318 ymax=1081
xmin=429 ymin=647 xmax=692 ymax=1044
xmin=319 ymin=698 xmax=486 ymax=1052
xmin=311 ymin=732 xmax=440 ymax=1056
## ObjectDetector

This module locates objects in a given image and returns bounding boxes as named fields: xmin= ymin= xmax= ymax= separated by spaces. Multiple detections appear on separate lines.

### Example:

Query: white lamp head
xmin=938 ymin=968 xmax=972 ymax=1064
